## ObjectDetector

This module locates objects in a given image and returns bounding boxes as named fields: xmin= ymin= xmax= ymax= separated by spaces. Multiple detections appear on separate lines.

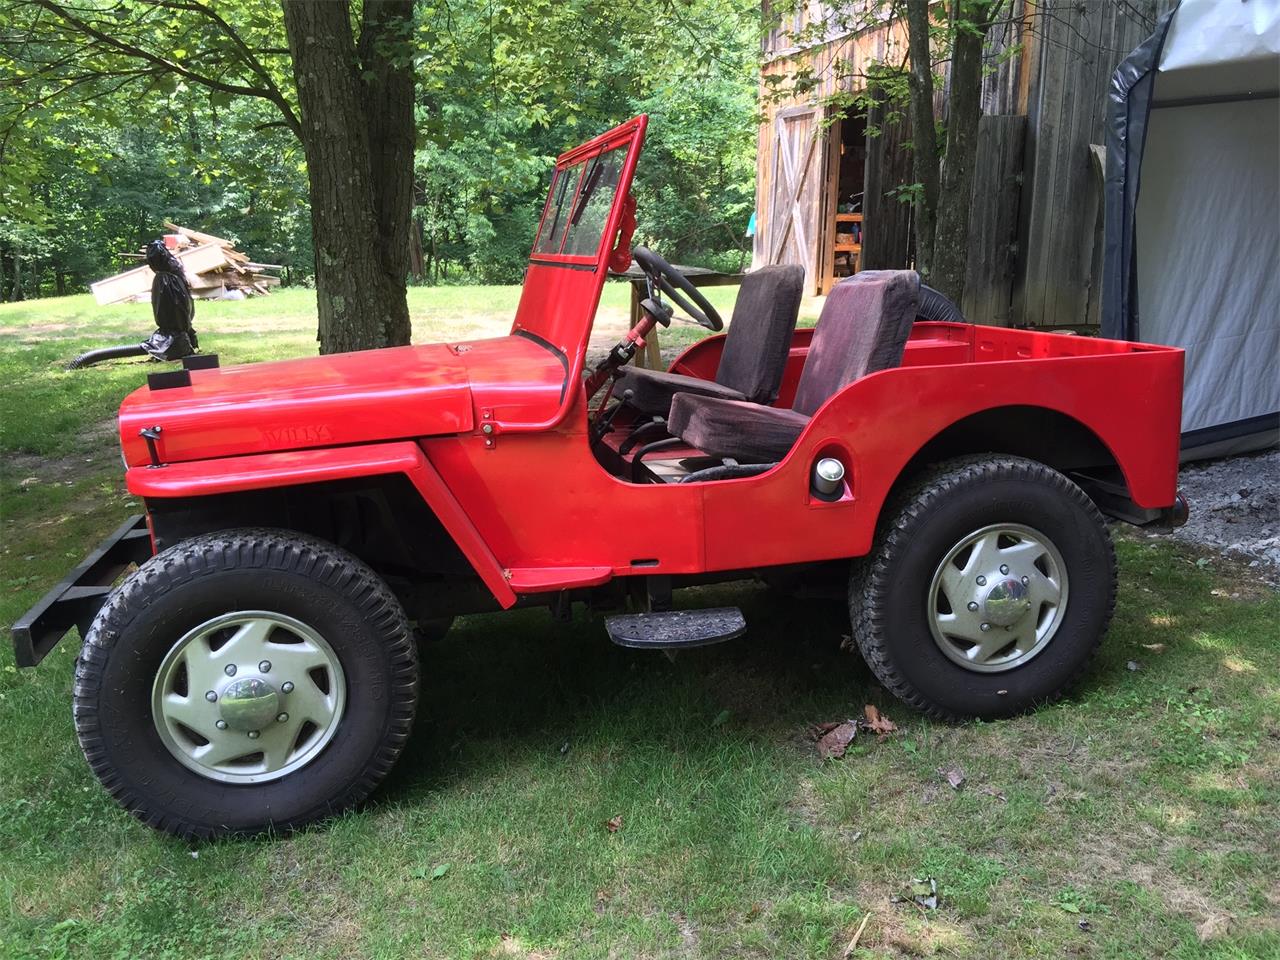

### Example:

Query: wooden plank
xmin=962 ymin=115 xmax=1026 ymax=325
xmin=861 ymin=88 xmax=914 ymax=270
xmin=163 ymin=221 xmax=234 ymax=248
xmin=90 ymin=242 xmax=230 ymax=305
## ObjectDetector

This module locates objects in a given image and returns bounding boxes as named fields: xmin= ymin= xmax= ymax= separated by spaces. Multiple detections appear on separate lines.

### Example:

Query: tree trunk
xmin=904 ymin=0 xmax=940 ymax=278
xmin=11 ymin=251 xmax=24 ymax=302
xmin=931 ymin=1 xmax=995 ymax=302
xmin=282 ymin=0 xmax=413 ymax=354
xmin=358 ymin=0 xmax=415 ymax=344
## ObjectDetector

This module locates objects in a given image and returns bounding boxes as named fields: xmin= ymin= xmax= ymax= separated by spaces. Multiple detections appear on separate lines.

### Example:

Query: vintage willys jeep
xmin=14 ymin=116 xmax=1186 ymax=838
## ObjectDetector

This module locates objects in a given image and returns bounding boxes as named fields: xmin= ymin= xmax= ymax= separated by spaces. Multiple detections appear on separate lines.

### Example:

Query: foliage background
xmin=0 ymin=0 xmax=759 ymax=296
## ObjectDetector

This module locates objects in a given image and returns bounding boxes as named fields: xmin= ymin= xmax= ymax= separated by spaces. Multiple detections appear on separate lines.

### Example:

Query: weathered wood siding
xmin=962 ymin=114 xmax=1027 ymax=324
xmin=860 ymin=88 xmax=915 ymax=270
xmin=755 ymin=12 xmax=910 ymax=292
xmin=755 ymin=0 xmax=1164 ymax=327
xmin=1013 ymin=0 xmax=1158 ymax=327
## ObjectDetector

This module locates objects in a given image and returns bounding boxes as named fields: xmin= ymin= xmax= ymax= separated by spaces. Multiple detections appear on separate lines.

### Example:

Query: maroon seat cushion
xmin=614 ymin=367 xmax=747 ymax=413
xmin=615 ymin=263 xmax=803 ymax=415
xmin=667 ymin=395 xmax=811 ymax=463
xmin=792 ymin=270 xmax=920 ymax=415
xmin=669 ymin=270 xmax=920 ymax=463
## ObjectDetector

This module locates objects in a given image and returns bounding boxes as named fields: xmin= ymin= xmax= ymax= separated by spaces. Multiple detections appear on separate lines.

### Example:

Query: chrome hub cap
xmin=151 ymin=611 xmax=347 ymax=783
xmin=218 ymin=677 xmax=280 ymax=732
xmin=927 ymin=523 xmax=1069 ymax=673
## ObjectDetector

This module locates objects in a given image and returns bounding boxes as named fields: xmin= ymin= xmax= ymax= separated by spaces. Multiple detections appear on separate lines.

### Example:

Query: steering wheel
xmin=632 ymin=246 xmax=723 ymax=331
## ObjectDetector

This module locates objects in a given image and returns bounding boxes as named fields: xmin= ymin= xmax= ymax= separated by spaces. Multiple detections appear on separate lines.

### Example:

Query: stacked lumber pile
xmin=91 ymin=222 xmax=282 ymax=305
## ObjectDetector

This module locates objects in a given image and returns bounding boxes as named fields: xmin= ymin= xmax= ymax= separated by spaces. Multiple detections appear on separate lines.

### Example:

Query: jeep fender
xmin=126 ymin=442 xmax=518 ymax=608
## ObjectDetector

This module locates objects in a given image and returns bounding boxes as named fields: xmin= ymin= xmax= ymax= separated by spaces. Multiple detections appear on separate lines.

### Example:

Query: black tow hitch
xmin=11 ymin=514 xmax=152 ymax=668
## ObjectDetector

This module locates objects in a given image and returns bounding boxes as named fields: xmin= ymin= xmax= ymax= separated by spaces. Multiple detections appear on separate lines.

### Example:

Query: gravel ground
xmin=1150 ymin=449 xmax=1279 ymax=583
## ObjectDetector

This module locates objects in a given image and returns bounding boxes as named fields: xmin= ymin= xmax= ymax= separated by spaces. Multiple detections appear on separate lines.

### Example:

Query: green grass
xmin=1 ymin=289 xmax=1277 ymax=959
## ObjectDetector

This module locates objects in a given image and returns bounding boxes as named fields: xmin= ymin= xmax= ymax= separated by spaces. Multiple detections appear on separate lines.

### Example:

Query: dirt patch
xmin=1147 ymin=450 xmax=1279 ymax=584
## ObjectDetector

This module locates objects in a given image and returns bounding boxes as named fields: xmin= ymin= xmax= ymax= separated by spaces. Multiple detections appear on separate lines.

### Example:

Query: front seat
xmin=614 ymin=264 xmax=804 ymax=416
xmin=667 ymin=270 xmax=920 ymax=464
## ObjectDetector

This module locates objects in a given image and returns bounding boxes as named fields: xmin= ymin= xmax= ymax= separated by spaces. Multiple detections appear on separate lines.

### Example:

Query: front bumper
xmin=11 ymin=514 xmax=152 ymax=667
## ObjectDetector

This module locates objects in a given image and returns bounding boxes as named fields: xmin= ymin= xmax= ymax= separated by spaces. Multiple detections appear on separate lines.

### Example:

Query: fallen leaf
xmin=1126 ymin=660 xmax=1141 ymax=671
xmin=605 ymin=814 xmax=623 ymax=833
xmin=1142 ymin=643 xmax=1167 ymax=653
xmin=816 ymin=720 xmax=858 ymax=759
xmin=862 ymin=704 xmax=897 ymax=736
xmin=711 ymin=709 xmax=731 ymax=727
xmin=430 ymin=862 xmax=451 ymax=880
xmin=979 ymin=785 xmax=1008 ymax=803
xmin=594 ymin=889 xmax=610 ymax=914
xmin=839 ymin=633 xmax=855 ymax=652
xmin=1059 ymin=901 xmax=1080 ymax=914
xmin=940 ymin=766 xmax=966 ymax=790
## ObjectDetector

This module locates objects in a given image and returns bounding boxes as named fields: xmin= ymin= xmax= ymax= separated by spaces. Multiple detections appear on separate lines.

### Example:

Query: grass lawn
xmin=1 ymin=288 xmax=1277 ymax=960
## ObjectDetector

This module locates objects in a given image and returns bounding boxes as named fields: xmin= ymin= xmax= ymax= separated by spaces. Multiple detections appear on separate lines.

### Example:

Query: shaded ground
xmin=1 ymin=290 xmax=1277 ymax=960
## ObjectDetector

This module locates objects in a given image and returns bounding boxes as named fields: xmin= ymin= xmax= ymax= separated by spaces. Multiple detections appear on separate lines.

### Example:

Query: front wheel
xmin=849 ymin=456 xmax=1116 ymax=720
xmin=73 ymin=529 xmax=419 ymax=838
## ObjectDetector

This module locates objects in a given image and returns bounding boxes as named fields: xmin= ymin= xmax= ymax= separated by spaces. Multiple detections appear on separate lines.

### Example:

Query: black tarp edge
xmin=1101 ymin=4 xmax=1179 ymax=341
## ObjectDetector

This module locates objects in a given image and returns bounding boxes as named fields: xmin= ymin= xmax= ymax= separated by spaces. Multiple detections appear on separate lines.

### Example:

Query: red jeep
xmin=14 ymin=116 xmax=1186 ymax=838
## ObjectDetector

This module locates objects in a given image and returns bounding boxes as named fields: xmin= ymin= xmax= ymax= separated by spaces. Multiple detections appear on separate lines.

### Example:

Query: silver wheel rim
xmin=151 ymin=611 xmax=347 ymax=784
xmin=927 ymin=523 xmax=1069 ymax=674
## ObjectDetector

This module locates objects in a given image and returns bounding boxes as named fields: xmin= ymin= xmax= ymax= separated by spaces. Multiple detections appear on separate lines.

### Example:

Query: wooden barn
xmin=754 ymin=0 xmax=1170 ymax=327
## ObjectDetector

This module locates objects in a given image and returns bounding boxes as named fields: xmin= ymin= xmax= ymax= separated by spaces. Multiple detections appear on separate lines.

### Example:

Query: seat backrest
xmin=791 ymin=270 xmax=920 ymax=417
xmin=714 ymin=264 xmax=804 ymax=404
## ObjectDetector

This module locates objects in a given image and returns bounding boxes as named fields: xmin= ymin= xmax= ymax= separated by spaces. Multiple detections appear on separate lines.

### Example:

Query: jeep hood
xmin=118 ymin=336 xmax=567 ymax=468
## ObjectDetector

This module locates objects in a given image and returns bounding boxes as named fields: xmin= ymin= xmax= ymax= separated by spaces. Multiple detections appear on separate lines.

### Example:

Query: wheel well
xmin=892 ymin=405 xmax=1122 ymax=500
xmin=145 ymin=474 xmax=475 ymax=583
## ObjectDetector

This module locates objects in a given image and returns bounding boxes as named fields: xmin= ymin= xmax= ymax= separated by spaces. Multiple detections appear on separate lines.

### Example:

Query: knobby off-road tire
xmin=849 ymin=456 xmax=1116 ymax=720
xmin=74 ymin=529 xmax=419 ymax=838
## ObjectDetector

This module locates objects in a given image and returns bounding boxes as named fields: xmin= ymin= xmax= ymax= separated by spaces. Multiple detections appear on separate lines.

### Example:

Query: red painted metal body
xmin=115 ymin=116 xmax=1185 ymax=611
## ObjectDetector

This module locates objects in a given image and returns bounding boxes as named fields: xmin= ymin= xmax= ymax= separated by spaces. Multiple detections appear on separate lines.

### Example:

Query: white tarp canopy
xmin=1104 ymin=0 xmax=1280 ymax=457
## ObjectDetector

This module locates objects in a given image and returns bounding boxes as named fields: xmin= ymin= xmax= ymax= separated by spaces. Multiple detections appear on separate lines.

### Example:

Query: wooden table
xmin=610 ymin=265 xmax=744 ymax=369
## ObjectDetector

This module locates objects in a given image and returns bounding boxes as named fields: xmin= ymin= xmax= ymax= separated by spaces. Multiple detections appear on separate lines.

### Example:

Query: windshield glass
xmin=532 ymin=143 xmax=627 ymax=259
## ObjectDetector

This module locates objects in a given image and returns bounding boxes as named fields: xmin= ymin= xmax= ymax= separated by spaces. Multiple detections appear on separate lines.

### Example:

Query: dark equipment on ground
xmin=68 ymin=241 xmax=200 ymax=370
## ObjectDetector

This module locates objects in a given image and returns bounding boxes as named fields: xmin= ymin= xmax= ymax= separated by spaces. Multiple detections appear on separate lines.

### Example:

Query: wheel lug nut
xmin=976 ymin=576 xmax=987 ymax=586
xmin=259 ymin=660 xmax=271 ymax=673
xmin=277 ymin=713 xmax=289 ymax=723
xmin=1000 ymin=564 xmax=1009 ymax=575
xmin=205 ymin=690 xmax=217 ymax=702
xmin=281 ymin=682 xmax=294 ymax=694
xmin=967 ymin=601 xmax=979 ymax=611
xmin=247 ymin=730 xmax=260 ymax=739
xmin=980 ymin=622 xmax=991 ymax=632
xmin=215 ymin=720 xmax=228 ymax=730
xmin=224 ymin=664 xmax=236 ymax=677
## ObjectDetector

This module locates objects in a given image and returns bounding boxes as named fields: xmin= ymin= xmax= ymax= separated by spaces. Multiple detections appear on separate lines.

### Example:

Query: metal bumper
xmin=11 ymin=514 xmax=152 ymax=668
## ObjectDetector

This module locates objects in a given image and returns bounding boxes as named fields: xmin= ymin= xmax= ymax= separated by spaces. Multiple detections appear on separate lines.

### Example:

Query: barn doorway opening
xmin=826 ymin=109 xmax=868 ymax=291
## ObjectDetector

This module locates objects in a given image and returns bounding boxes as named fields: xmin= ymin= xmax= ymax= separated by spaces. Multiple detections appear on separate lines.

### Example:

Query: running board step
xmin=605 ymin=607 xmax=746 ymax=649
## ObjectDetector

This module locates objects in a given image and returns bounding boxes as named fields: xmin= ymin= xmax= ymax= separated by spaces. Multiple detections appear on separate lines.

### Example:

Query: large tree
xmin=3 ymin=0 xmax=414 ymax=352
xmin=903 ymin=0 xmax=1003 ymax=300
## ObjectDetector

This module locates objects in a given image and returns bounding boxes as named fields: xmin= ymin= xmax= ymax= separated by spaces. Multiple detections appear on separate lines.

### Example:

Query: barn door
xmin=764 ymin=107 xmax=828 ymax=294
xmin=861 ymin=89 xmax=915 ymax=271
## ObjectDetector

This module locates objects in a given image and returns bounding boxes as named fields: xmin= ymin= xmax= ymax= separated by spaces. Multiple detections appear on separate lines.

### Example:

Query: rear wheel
xmin=74 ymin=529 xmax=419 ymax=838
xmin=849 ymin=456 xmax=1116 ymax=719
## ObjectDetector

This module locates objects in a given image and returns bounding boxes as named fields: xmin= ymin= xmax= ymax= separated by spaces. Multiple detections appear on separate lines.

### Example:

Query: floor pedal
xmin=605 ymin=607 xmax=746 ymax=649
